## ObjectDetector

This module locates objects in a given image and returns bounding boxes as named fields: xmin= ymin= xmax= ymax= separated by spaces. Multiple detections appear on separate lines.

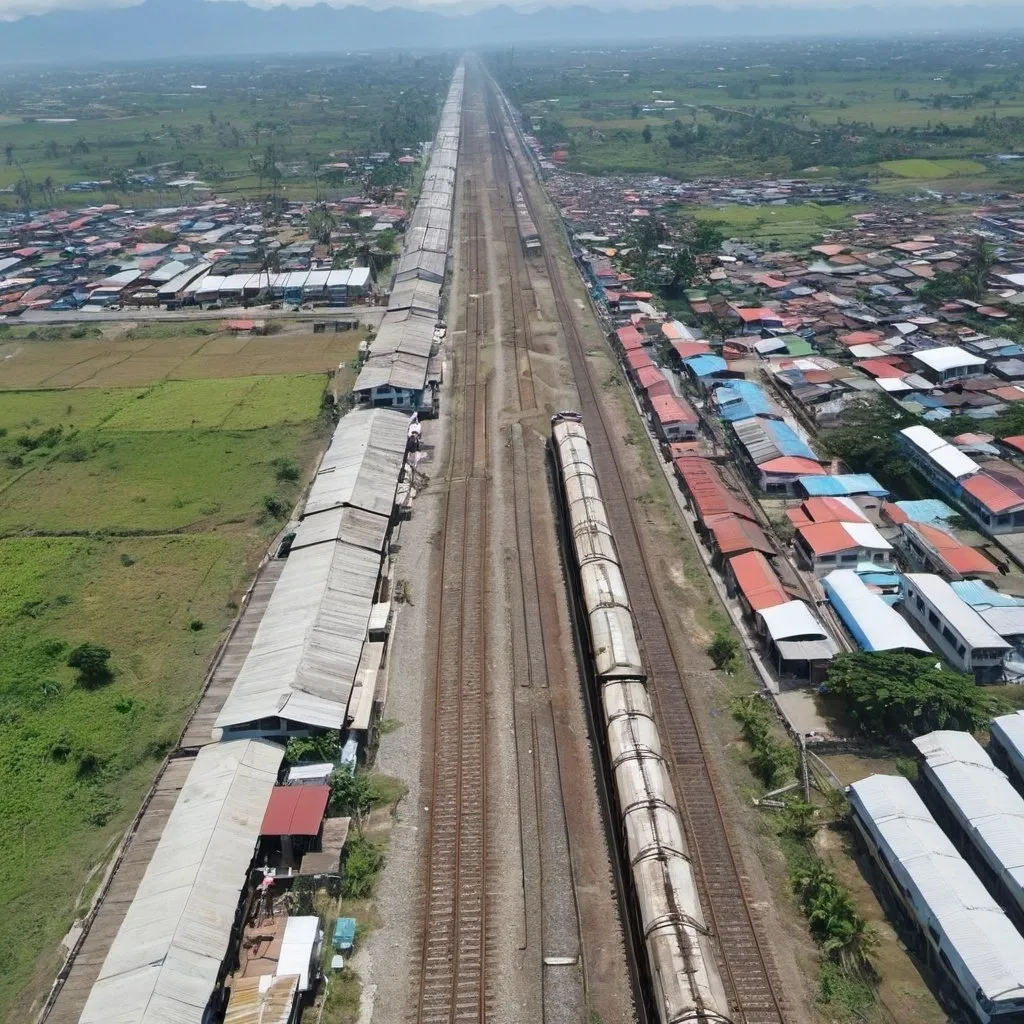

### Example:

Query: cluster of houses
xmin=568 ymin=181 xmax=1024 ymax=688
xmin=0 ymin=192 xmax=410 ymax=315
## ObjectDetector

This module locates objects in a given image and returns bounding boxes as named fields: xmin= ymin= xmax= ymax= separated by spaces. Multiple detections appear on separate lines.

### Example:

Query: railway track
xmin=485 ymin=72 xmax=789 ymax=1024
xmin=415 ymin=166 xmax=489 ymax=1024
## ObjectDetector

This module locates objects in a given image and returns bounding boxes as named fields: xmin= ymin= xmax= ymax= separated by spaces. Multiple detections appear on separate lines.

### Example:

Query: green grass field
xmin=878 ymin=158 xmax=988 ymax=178
xmin=0 ymin=533 xmax=251 ymax=1013
xmin=0 ymin=367 xmax=333 ymax=1016
xmin=693 ymin=203 xmax=866 ymax=244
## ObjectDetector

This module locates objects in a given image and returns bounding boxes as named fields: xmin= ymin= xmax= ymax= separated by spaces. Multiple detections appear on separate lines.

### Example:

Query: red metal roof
xmin=616 ymin=325 xmax=645 ymax=350
xmin=671 ymin=340 xmax=711 ymax=360
xmin=909 ymin=522 xmax=997 ymax=574
xmin=728 ymin=551 xmax=788 ymax=611
xmin=261 ymin=785 xmax=330 ymax=837
xmin=759 ymin=456 xmax=825 ymax=476
xmin=673 ymin=457 xmax=755 ymax=524
xmin=880 ymin=501 xmax=909 ymax=525
xmin=635 ymin=365 xmax=666 ymax=391
xmin=854 ymin=359 xmax=907 ymax=380
xmin=707 ymin=516 xmax=774 ymax=556
xmin=735 ymin=306 xmax=779 ymax=323
xmin=800 ymin=497 xmax=867 ymax=524
xmin=961 ymin=473 xmax=1024 ymax=514
xmin=1002 ymin=436 xmax=1024 ymax=455
xmin=650 ymin=392 xmax=698 ymax=425
xmin=626 ymin=349 xmax=654 ymax=370
xmin=796 ymin=521 xmax=860 ymax=555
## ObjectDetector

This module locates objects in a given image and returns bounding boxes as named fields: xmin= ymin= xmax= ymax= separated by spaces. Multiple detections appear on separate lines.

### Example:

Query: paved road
xmin=18 ymin=305 xmax=386 ymax=326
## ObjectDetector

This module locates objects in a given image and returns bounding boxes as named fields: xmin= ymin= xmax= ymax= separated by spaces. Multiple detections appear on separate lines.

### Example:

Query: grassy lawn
xmin=0 ymin=427 xmax=314 ymax=534
xmin=0 ymin=361 xmax=338 ymax=1015
xmin=0 ymin=533 xmax=252 ymax=1013
xmin=693 ymin=203 xmax=866 ymax=245
xmin=878 ymin=158 xmax=988 ymax=178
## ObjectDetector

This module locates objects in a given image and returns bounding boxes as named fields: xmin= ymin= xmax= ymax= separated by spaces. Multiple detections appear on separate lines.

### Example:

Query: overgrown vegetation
xmin=731 ymin=693 xmax=798 ymax=789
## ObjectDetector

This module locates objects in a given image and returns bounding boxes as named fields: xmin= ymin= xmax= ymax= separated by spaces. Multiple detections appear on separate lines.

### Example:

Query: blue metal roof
xmin=760 ymin=418 xmax=817 ymax=461
xmin=684 ymin=354 xmax=728 ymax=377
xmin=800 ymin=473 xmax=888 ymax=497
xmin=715 ymin=379 xmax=775 ymax=421
xmin=951 ymin=580 xmax=1024 ymax=609
xmin=895 ymin=498 xmax=957 ymax=528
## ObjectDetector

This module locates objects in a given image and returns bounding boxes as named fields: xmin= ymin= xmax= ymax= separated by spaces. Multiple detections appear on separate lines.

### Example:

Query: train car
xmin=849 ymin=774 xmax=1024 ymax=1024
xmin=990 ymin=711 xmax=1024 ymax=793
xmin=551 ymin=411 xmax=731 ymax=1024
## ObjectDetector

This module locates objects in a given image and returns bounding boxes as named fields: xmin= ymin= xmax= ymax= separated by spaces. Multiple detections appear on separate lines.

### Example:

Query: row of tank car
xmin=550 ymin=411 xmax=731 ymax=1024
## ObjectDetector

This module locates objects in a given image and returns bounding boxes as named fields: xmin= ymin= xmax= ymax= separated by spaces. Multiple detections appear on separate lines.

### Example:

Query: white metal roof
xmin=291 ymin=504 xmax=389 ymax=553
xmin=992 ymin=712 xmax=1024 ymax=777
xmin=912 ymin=346 xmax=988 ymax=372
xmin=900 ymin=425 xmax=980 ymax=480
xmin=214 ymin=539 xmax=382 ymax=731
xmin=914 ymin=730 xmax=1024 ymax=912
xmin=589 ymin=606 xmax=643 ymax=678
xmin=822 ymin=570 xmax=930 ymax=653
xmin=841 ymin=521 xmax=892 ymax=551
xmin=849 ymin=773 xmax=1024 ymax=1009
xmin=304 ymin=408 xmax=408 ymax=518
xmin=276 ymin=916 xmax=320 ymax=992
xmin=903 ymin=574 xmax=1011 ymax=650
xmin=758 ymin=600 xmax=838 ymax=662
xmin=80 ymin=739 xmax=284 ymax=1024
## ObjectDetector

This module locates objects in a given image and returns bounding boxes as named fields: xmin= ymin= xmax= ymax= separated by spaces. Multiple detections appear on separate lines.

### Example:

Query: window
xmin=915 ymin=596 xmax=924 ymax=612
xmin=819 ymin=554 xmax=836 ymax=563
xmin=942 ymin=626 xmax=957 ymax=648
xmin=928 ymin=610 xmax=940 ymax=628
xmin=840 ymin=554 xmax=857 ymax=563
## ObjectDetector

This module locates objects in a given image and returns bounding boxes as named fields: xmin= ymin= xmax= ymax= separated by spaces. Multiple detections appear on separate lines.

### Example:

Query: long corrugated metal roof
xmin=224 ymin=974 xmax=299 ymax=1024
xmin=823 ymin=570 xmax=930 ymax=653
xmin=79 ymin=739 xmax=284 ymax=1024
xmin=901 ymin=425 xmax=980 ymax=480
xmin=849 ymin=774 xmax=1024 ymax=1009
xmin=914 ymin=730 xmax=1024 ymax=918
xmin=215 ymin=539 xmax=382 ymax=731
xmin=903 ymin=573 xmax=1010 ymax=651
xmin=304 ymin=409 xmax=408 ymax=518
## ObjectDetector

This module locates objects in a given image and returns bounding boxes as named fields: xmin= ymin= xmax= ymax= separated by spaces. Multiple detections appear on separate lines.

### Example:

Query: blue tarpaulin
xmin=715 ymin=379 xmax=776 ymax=421
xmin=684 ymin=354 xmax=728 ymax=378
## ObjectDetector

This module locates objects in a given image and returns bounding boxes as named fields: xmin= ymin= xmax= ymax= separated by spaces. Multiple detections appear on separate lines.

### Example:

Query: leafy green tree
xmin=67 ymin=642 xmax=113 ymax=688
xmin=818 ymin=395 xmax=917 ymax=484
xmin=782 ymin=797 xmax=820 ymax=841
xmin=329 ymin=764 xmax=374 ymax=820
xmin=825 ymin=651 xmax=1001 ymax=739
xmin=642 ymin=124 xmax=653 ymax=144
xmin=707 ymin=630 xmax=739 ymax=670
xmin=690 ymin=219 xmax=725 ymax=254
xmin=750 ymin=737 xmax=798 ymax=788
xmin=792 ymin=861 xmax=878 ymax=972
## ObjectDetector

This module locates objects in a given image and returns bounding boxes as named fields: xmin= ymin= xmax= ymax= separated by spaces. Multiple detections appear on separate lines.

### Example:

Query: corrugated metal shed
xmin=799 ymin=473 xmax=888 ymax=497
xmin=79 ymin=739 xmax=284 ymax=1024
xmin=849 ymin=774 xmax=1024 ymax=1011
xmin=304 ymin=409 xmax=408 ymax=518
xmin=915 ymin=730 xmax=1024 ymax=920
xmin=758 ymin=600 xmax=838 ymax=662
xmin=214 ymin=540 xmax=383 ymax=731
xmin=387 ymin=277 xmax=441 ymax=315
xmin=291 ymin=505 xmax=389 ymax=553
xmin=733 ymin=416 xmax=817 ymax=465
xmin=901 ymin=425 xmax=980 ymax=480
xmin=394 ymin=249 xmax=447 ymax=285
xmin=822 ymin=570 xmax=930 ymax=653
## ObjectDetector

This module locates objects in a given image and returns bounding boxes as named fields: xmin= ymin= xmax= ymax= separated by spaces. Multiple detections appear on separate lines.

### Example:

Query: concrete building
xmin=900 ymin=573 xmax=1010 ymax=683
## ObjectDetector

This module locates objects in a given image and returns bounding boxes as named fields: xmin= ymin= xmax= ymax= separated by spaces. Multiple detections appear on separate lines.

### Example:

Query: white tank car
xmin=551 ymin=413 xmax=732 ymax=1024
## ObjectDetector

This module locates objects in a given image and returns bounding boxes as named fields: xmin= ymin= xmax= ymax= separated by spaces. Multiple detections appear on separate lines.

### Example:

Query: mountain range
xmin=2 ymin=0 xmax=1024 ymax=62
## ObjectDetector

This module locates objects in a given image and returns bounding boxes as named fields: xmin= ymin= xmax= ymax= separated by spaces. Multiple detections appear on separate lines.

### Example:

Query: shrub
xmin=273 ymin=458 xmax=300 ymax=483
xmin=67 ymin=642 xmax=113 ymax=688
xmin=342 ymin=836 xmax=385 ymax=899
xmin=188 ymin=618 xmax=205 ymax=631
xmin=707 ymin=630 xmax=738 ymax=670
xmin=262 ymin=494 xmax=288 ymax=519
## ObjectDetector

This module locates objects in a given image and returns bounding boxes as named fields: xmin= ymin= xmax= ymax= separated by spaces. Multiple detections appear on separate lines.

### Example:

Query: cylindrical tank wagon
xmin=550 ymin=411 xmax=731 ymax=1024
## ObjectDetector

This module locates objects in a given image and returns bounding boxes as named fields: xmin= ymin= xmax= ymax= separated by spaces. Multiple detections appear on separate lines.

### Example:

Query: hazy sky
xmin=2 ymin=0 xmax=1022 ymax=16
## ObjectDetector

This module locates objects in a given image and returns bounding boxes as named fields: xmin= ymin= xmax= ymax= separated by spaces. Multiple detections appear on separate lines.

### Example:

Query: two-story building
xmin=900 ymin=572 xmax=1010 ymax=683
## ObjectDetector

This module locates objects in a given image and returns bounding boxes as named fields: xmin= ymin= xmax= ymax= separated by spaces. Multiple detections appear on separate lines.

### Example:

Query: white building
xmin=900 ymin=573 xmax=1010 ymax=683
